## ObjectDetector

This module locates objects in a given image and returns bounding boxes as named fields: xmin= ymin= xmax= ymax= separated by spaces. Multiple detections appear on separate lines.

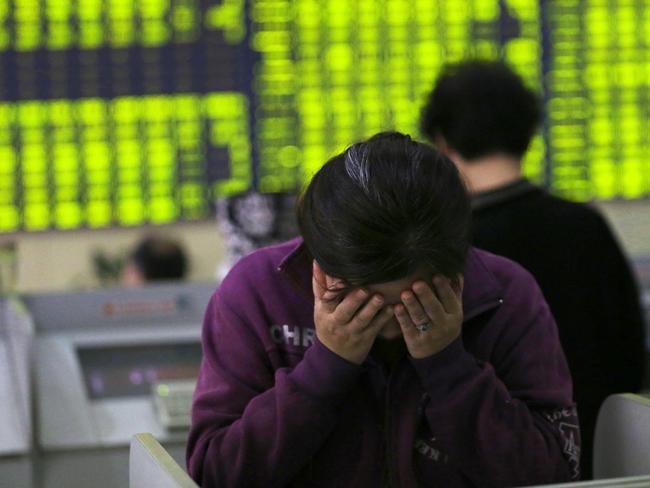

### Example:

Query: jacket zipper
xmin=382 ymin=372 xmax=395 ymax=487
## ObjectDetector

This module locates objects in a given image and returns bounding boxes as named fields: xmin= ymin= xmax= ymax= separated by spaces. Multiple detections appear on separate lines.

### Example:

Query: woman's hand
xmin=312 ymin=261 xmax=394 ymax=365
xmin=394 ymin=275 xmax=464 ymax=359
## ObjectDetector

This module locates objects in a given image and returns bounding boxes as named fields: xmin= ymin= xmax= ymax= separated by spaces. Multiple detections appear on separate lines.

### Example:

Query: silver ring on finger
xmin=415 ymin=321 xmax=430 ymax=332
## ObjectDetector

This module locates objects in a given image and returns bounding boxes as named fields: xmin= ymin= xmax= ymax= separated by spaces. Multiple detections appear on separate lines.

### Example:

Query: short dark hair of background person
xmin=420 ymin=59 xmax=541 ymax=161
xmin=130 ymin=234 xmax=188 ymax=282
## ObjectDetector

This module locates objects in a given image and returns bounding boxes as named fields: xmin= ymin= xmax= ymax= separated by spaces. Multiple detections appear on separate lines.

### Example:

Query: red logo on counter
xmin=101 ymin=299 xmax=177 ymax=317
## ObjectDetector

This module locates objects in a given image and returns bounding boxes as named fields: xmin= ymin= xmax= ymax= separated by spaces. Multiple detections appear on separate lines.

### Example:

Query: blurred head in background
xmin=122 ymin=234 xmax=188 ymax=286
xmin=420 ymin=60 xmax=542 ymax=192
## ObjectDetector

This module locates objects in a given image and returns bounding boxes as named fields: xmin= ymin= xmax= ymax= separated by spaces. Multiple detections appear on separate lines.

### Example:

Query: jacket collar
xmin=461 ymin=248 xmax=504 ymax=321
xmin=277 ymin=238 xmax=503 ymax=322
xmin=471 ymin=178 xmax=538 ymax=211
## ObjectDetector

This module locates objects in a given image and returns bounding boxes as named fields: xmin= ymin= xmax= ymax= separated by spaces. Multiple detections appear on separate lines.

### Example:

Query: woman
xmin=187 ymin=132 xmax=579 ymax=487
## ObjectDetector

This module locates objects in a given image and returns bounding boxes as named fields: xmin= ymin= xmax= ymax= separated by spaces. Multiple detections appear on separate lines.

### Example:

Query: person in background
xmin=122 ymin=234 xmax=188 ymax=286
xmin=187 ymin=132 xmax=579 ymax=487
xmin=215 ymin=191 xmax=299 ymax=281
xmin=420 ymin=59 xmax=646 ymax=479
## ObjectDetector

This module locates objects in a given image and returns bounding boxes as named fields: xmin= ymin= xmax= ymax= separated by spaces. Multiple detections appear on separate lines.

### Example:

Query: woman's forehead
xmin=364 ymin=272 xmax=433 ymax=303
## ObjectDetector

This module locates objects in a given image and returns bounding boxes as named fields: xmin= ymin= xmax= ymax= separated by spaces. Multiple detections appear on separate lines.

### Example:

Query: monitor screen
xmin=1 ymin=1 xmax=649 ymax=233
xmin=77 ymin=342 xmax=202 ymax=400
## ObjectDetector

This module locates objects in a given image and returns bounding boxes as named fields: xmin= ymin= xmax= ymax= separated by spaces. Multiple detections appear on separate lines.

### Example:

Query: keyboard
xmin=152 ymin=379 xmax=196 ymax=429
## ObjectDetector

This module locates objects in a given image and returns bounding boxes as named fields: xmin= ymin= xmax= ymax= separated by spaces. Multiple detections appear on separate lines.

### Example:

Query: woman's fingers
xmin=330 ymin=288 xmax=369 ymax=323
xmin=364 ymin=306 xmax=394 ymax=336
xmin=312 ymin=260 xmax=350 ymax=311
xmin=433 ymin=276 xmax=463 ymax=315
xmin=403 ymin=284 xmax=440 ymax=326
xmin=312 ymin=260 xmax=327 ymax=300
xmin=394 ymin=303 xmax=418 ymax=339
xmin=349 ymin=293 xmax=385 ymax=329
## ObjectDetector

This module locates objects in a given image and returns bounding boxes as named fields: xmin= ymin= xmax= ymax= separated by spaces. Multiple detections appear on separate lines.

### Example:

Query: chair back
xmin=129 ymin=433 xmax=198 ymax=488
xmin=593 ymin=393 xmax=650 ymax=479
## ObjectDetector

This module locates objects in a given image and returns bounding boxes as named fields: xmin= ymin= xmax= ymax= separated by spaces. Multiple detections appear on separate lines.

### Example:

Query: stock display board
xmin=0 ymin=0 xmax=648 ymax=233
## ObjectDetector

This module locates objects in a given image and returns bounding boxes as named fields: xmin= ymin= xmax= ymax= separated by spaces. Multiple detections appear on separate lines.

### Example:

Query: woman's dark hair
xmin=297 ymin=132 xmax=471 ymax=287
xmin=131 ymin=234 xmax=188 ymax=281
xmin=420 ymin=60 xmax=541 ymax=161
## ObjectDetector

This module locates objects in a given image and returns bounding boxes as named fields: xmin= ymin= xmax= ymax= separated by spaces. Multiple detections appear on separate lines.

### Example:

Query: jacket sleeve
xmin=186 ymin=292 xmax=362 ymax=488
xmin=593 ymin=214 xmax=646 ymax=393
xmin=410 ymin=270 xmax=580 ymax=487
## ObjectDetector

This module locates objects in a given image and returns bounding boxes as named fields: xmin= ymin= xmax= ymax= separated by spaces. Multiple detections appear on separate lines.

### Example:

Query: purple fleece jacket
xmin=187 ymin=238 xmax=580 ymax=487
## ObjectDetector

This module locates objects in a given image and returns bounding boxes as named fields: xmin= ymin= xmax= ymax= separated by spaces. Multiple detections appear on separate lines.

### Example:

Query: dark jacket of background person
xmin=187 ymin=238 xmax=579 ymax=487
xmin=471 ymin=179 xmax=646 ymax=480
xmin=420 ymin=59 xmax=647 ymax=479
